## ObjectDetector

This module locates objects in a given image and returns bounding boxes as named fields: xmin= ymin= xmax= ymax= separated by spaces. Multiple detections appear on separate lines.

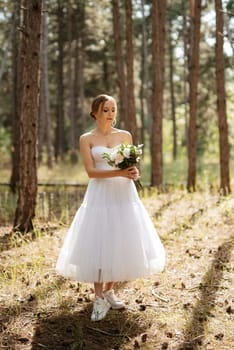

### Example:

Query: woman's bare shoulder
xmin=79 ymin=131 xmax=95 ymax=146
xmin=114 ymin=129 xmax=131 ymax=137
xmin=115 ymin=129 xmax=132 ymax=142
xmin=114 ymin=128 xmax=128 ymax=134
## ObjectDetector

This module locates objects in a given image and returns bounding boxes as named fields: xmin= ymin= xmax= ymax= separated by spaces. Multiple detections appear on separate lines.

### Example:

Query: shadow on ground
xmin=0 ymin=230 xmax=16 ymax=253
xmin=177 ymin=235 xmax=234 ymax=350
xmin=0 ymin=226 xmax=56 ymax=254
xmin=31 ymin=302 xmax=149 ymax=350
xmin=0 ymin=276 xmax=68 ymax=350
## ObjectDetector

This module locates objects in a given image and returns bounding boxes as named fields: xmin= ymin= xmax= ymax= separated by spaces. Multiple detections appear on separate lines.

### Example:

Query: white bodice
xmin=91 ymin=146 xmax=114 ymax=170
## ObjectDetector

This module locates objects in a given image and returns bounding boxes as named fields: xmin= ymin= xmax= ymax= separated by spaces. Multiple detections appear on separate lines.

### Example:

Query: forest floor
xmin=0 ymin=189 xmax=233 ymax=350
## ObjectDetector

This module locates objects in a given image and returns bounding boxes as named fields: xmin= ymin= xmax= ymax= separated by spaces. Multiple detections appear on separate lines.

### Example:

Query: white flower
xmin=110 ymin=149 xmax=118 ymax=161
xmin=136 ymin=144 xmax=143 ymax=155
xmin=123 ymin=147 xmax=131 ymax=158
xmin=136 ymin=148 xmax=142 ymax=156
xmin=115 ymin=153 xmax=124 ymax=165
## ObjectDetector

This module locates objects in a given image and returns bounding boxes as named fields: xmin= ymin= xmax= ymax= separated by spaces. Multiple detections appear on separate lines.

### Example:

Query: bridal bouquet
xmin=102 ymin=143 xmax=144 ymax=190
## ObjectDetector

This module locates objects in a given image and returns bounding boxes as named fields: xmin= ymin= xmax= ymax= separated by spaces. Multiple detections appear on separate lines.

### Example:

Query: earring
xmin=112 ymin=119 xmax=116 ymax=127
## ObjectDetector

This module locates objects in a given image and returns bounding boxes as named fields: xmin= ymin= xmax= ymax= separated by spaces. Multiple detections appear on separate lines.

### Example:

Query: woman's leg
xmin=94 ymin=282 xmax=104 ymax=297
xmin=104 ymin=282 xmax=114 ymax=292
xmin=94 ymin=281 xmax=115 ymax=295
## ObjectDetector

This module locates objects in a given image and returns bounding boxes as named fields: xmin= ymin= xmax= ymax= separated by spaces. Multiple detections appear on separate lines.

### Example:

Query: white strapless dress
xmin=56 ymin=146 xmax=165 ymax=283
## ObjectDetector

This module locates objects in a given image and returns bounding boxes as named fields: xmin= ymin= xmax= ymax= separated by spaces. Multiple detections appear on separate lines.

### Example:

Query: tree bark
xmin=38 ymin=42 xmax=45 ymax=164
xmin=75 ymin=0 xmax=86 ymax=138
xmin=151 ymin=0 xmax=166 ymax=187
xmin=14 ymin=0 xmax=42 ymax=231
xmin=139 ymin=0 xmax=151 ymax=147
xmin=10 ymin=0 xmax=21 ymax=192
xmin=168 ymin=19 xmax=177 ymax=160
xmin=112 ymin=0 xmax=127 ymax=129
xmin=125 ymin=0 xmax=138 ymax=143
xmin=182 ymin=6 xmax=189 ymax=151
xmin=187 ymin=0 xmax=201 ymax=192
xmin=43 ymin=0 xmax=52 ymax=168
xmin=215 ymin=0 xmax=231 ymax=195
xmin=38 ymin=1 xmax=45 ymax=164
xmin=67 ymin=1 xmax=78 ymax=164
xmin=103 ymin=43 xmax=111 ymax=93
xmin=55 ymin=0 xmax=65 ymax=161
xmin=38 ymin=0 xmax=52 ymax=167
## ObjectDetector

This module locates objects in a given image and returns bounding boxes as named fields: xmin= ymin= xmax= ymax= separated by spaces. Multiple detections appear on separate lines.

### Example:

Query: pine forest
xmin=0 ymin=1 xmax=233 ymax=349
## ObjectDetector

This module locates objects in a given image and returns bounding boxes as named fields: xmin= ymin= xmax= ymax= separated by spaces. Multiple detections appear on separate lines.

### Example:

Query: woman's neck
xmin=95 ymin=126 xmax=113 ymax=136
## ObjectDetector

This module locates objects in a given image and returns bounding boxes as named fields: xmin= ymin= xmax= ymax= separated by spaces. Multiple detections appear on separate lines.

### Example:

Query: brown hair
xmin=90 ymin=94 xmax=115 ymax=119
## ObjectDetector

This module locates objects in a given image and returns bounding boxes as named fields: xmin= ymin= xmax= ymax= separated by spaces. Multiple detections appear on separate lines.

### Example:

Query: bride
xmin=56 ymin=94 xmax=165 ymax=321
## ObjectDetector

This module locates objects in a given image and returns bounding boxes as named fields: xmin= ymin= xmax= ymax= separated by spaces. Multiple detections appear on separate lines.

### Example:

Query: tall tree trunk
xmin=187 ymin=0 xmax=201 ymax=192
xmin=215 ymin=0 xmax=231 ymax=195
xmin=14 ymin=0 xmax=42 ymax=231
xmin=55 ymin=0 xmax=65 ymax=161
xmin=75 ymin=0 xmax=85 ymax=138
xmin=125 ymin=0 xmax=138 ymax=143
xmin=151 ymin=0 xmax=166 ymax=187
xmin=168 ymin=19 xmax=177 ymax=160
xmin=67 ymin=1 xmax=78 ymax=164
xmin=38 ymin=7 xmax=45 ymax=163
xmin=112 ymin=0 xmax=127 ymax=129
xmin=139 ymin=57 xmax=145 ymax=146
xmin=182 ymin=5 xmax=189 ymax=151
xmin=139 ymin=0 xmax=150 ymax=147
xmin=38 ymin=0 xmax=52 ymax=167
xmin=74 ymin=35 xmax=82 ymax=137
xmin=77 ymin=44 xmax=85 ymax=137
xmin=103 ymin=43 xmax=111 ymax=93
xmin=10 ymin=0 xmax=21 ymax=192
xmin=43 ymin=0 xmax=52 ymax=168
xmin=38 ymin=60 xmax=45 ymax=163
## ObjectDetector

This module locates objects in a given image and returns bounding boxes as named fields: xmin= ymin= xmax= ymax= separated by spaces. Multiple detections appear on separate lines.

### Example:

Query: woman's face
xmin=96 ymin=98 xmax=117 ymax=125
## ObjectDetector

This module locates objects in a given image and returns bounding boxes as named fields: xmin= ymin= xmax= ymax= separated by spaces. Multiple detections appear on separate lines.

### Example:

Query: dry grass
xmin=0 ymin=190 xmax=233 ymax=350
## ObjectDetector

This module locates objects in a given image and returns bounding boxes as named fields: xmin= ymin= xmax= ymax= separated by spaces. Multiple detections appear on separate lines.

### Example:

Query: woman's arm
xmin=79 ymin=133 xmax=138 ymax=179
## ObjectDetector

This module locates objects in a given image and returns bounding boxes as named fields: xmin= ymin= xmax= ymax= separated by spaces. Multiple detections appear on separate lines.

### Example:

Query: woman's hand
xmin=121 ymin=166 xmax=140 ymax=180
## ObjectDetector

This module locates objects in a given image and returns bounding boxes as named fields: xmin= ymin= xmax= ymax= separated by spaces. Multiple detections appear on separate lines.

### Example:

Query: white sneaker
xmin=103 ymin=289 xmax=125 ymax=310
xmin=91 ymin=296 xmax=111 ymax=321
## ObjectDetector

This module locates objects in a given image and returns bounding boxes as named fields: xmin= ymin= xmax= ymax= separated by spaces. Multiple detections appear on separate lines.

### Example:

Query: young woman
xmin=56 ymin=94 xmax=165 ymax=321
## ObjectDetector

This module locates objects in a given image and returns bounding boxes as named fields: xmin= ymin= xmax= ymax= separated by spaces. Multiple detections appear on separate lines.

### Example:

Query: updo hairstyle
xmin=90 ymin=94 xmax=114 ymax=120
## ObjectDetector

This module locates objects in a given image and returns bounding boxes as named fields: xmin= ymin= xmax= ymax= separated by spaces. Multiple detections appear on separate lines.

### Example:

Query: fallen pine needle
xmin=151 ymin=289 xmax=169 ymax=302
xmin=86 ymin=326 xmax=129 ymax=339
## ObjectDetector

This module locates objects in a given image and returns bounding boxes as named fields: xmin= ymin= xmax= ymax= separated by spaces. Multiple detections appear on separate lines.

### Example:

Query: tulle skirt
xmin=56 ymin=177 xmax=165 ymax=283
